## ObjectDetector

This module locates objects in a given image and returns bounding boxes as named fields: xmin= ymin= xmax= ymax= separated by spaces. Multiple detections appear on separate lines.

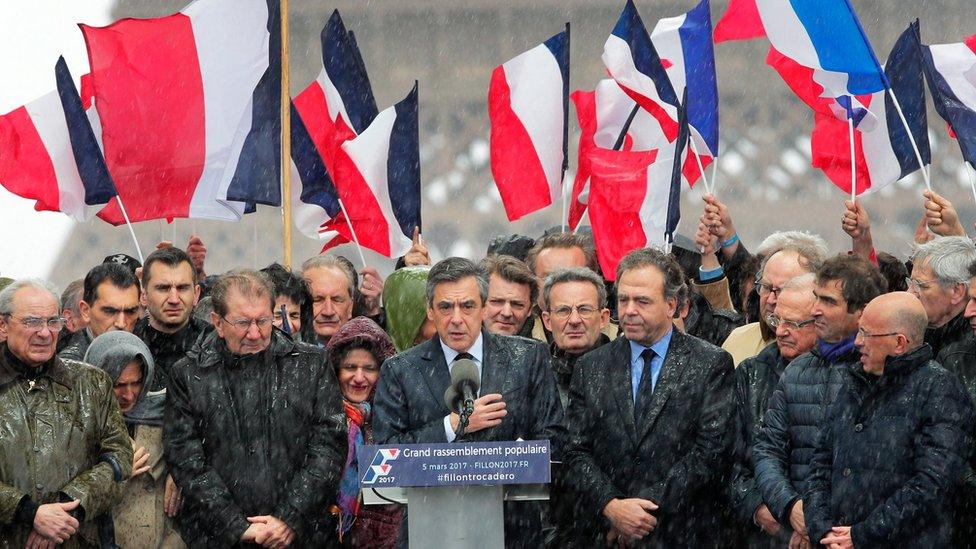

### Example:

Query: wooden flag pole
xmin=280 ymin=0 xmax=293 ymax=269
xmin=848 ymin=116 xmax=857 ymax=202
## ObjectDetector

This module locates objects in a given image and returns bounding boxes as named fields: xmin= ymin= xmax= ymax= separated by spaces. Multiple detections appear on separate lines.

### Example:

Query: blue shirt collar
xmin=629 ymin=328 xmax=673 ymax=361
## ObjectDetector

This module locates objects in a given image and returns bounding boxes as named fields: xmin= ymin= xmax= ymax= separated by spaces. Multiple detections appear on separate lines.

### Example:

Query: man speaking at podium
xmin=374 ymin=257 xmax=566 ymax=548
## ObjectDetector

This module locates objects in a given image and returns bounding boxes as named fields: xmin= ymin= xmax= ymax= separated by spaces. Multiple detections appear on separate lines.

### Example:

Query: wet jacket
xmin=549 ymin=333 xmax=611 ymax=409
xmin=164 ymin=329 xmax=347 ymax=548
xmin=133 ymin=314 xmax=212 ymax=392
xmin=0 ymin=347 xmax=133 ymax=547
xmin=930 ymin=310 xmax=971 ymax=363
xmin=116 ymin=425 xmax=186 ymax=549
xmin=685 ymin=291 xmax=744 ymax=348
xmin=58 ymin=328 xmax=93 ymax=362
xmin=805 ymin=345 xmax=974 ymax=548
xmin=752 ymin=344 xmax=854 ymax=525
xmin=728 ymin=342 xmax=792 ymax=547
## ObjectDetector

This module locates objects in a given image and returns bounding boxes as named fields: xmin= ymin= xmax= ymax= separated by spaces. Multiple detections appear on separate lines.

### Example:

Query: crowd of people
xmin=3 ymin=187 xmax=976 ymax=549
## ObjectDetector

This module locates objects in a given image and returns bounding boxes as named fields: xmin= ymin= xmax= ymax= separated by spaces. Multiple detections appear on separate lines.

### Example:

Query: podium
xmin=358 ymin=440 xmax=551 ymax=549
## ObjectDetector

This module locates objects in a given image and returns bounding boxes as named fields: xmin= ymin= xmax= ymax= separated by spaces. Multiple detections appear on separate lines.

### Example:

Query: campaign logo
xmin=361 ymin=448 xmax=401 ymax=485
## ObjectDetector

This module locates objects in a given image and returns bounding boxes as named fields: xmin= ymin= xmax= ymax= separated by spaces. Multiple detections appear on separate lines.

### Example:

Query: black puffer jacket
xmin=752 ymin=344 xmax=854 ymax=524
xmin=728 ymin=343 xmax=791 ymax=546
xmin=929 ymin=310 xmax=971 ymax=362
xmin=58 ymin=328 xmax=92 ymax=361
xmin=164 ymin=329 xmax=347 ymax=548
xmin=133 ymin=314 xmax=212 ymax=392
xmin=805 ymin=345 xmax=974 ymax=548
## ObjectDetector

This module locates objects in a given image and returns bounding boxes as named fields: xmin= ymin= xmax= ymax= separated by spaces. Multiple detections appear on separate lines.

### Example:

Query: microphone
xmin=443 ymin=358 xmax=480 ymax=416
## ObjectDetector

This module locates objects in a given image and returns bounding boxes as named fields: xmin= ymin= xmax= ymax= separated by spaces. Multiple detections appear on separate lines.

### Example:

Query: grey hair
xmin=301 ymin=255 xmax=357 ymax=299
xmin=755 ymin=230 xmax=829 ymax=259
xmin=0 ymin=279 xmax=60 ymax=316
xmin=541 ymin=267 xmax=608 ymax=310
xmin=210 ymin=269 xmax=276 ymax=318
xmin=778 ymin=273 xmax=817 ymax=305
xmin=911 ymin=236 xmax=976 ymax=287
xmin=426 ymin=257 xmax=488 ymax=306
xmin=615 ymin=248 xmax=684 ymax=301
xmin=60 ymin=279 xmax=84 ymax=316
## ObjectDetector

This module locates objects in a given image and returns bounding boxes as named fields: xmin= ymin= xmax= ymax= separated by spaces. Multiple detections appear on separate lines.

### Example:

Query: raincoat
xmin=382 ymin=266 xmax=430 ymax=352
xmin=164 ymin=329 xmax=347 ymax=548
xmin=0 ymin=346 xmax=133 ymax=547
xmin=937 ymin=334 xmax=976 ymax=546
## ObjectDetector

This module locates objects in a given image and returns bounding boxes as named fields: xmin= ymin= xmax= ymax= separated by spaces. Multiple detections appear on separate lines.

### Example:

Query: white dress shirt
xmin=442 ymin=333 xmax=484 ymax=442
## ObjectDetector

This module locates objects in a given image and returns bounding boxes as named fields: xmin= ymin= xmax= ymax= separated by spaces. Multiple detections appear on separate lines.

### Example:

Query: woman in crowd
xmin=85 ymin=331 xmax=185 ymax=549
xmin=327 ymin=317 xmax=403 ymax=547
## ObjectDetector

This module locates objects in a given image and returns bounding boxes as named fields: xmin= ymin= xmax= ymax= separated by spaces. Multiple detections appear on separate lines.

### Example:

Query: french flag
xmin=650 ymin=0 xmax=719 ymax=183
xmin=603 ymin=0 xmax=680 ymax=142
xmin=489 ymin=28 xmax=569 ymax=222
xmin=0 ymin=57 xmax=116 ymax=222
xmin=767 ymin=48 xmax=875 ymax=129
xmin=80 ymin=0 xmax=280 ymax=225
xmin=713 ymin=0 xmax=765 ymax=43
xmin=920 ymin=33 xmax=976 ymax=168
xmin=292 ymin=9 xmax=378 ymax=245
xmin=809 ymin=22 xmax=930 ymax=196
xmin=588 ymin=96 xmax=689 ymax=280
xmin=329 ymin=84 xmax=421 ymax=258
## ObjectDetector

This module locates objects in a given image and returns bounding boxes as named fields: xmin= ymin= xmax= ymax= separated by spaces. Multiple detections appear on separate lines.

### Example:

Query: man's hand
xmin=33 ymin=501 xmax=80 ymax=544
xmin=450 ymin=393 xmax=507 ymax=434
xmin=132 ymin=446 xmax=151 ymax=478
xmin=602 ymin=498 xmax=659 ymax=540
xmin=164 ymin=474 xmax=182 ymax=517
xmin=924 ymin=190 xmax=967 ymax=237
xmin=247 ymin=515 xmax=295 ymax=549
xmin=789 ymin=530 xmax=812 ymax=549
xmin=842 ymin=200 xmax=874 ymax=260
xmin=403 ymin=227 xmax=430 ymax=267
xmin=754 ymin=504 xmax=781 ymax=536
xmin=26 ymin=530 xmax=56 ymax=549
xmin=789 ymin=499 xmax=807 ymax=537
xmin=702 ymin=194 xmax=738 ymax=257
xmin=820 ymin=526 xmax=853 ymax=549
xmin=358 ymin=267 xmax=384 ymax=316
xmin=186 ymin=235 xmax=208 ymax=279
xmin=695 ymin=220 xmax=720 ymax=270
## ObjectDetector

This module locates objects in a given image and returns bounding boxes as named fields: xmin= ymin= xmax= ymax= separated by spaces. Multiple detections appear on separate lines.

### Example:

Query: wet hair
xmin=0 ymin=279 xmax=59 ymax=316
xmin=301 ymin=255 xmax=357 ymax=299
xmin=210 ymin=269 xmax=276 ymax=318
xmin=83 ymin=262 xmax=139 ymax=305
xmin=877 ymin=252 xmax=909 ymax=293
xmin=755 ymin=230 xmax=829 ymax=259
xmin=481 ymin=255 xmax=539 ymax=306
xmin=911 ymin=236 xmax=976 ymax=287
xmin=757 ymin=241 xmax=827 ymax=282
xmin=60 ymin=279 xmax=84 ymax=316
xmin=525 ymin=232 xmax=599 ymax=275
xmin=616 ymin=248 xmax=684 ymax=301
xmin=142 ymin=247 xmax=197 ymax=287
xmin=426 ymin=257 xmax=488 ymax=306
xmin=815 ymin=255 xmax=886 ymax=313
xmin=261 ymin=263 xmax=308 ymax=306
xmin=541 ymin=267 xmax=608 ymax=310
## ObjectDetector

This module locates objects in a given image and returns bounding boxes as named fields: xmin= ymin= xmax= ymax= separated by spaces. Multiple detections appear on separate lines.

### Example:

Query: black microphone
xmin=443 ymin=358 xmax=480 ymax=415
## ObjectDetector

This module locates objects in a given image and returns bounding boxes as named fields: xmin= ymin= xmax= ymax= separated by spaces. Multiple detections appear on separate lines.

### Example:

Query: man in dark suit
xmin=564 ymin=248 xmax=735 ymax=548
xmin=373 ymin=257 xmax=567 ymax=548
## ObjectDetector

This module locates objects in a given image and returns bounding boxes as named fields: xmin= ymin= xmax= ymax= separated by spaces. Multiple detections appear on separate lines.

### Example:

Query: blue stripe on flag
xmin=291 ymin=102 xmax=342 ymax=219
xmin=544 ymin=26 xmax=570 ymax=174
xmin=788 ymin=0 xmax=886 ymax=95
xmin=322 ymin=10 xmax=379 ymax=135
xmin=678 ymin=0 xmax=719 ymax=154
xmin=884 ymin=20 xmax=929 ymax=178
xmin=54 ymin=56 xmax=116 ymax=206
xmin=666 ymin=90 xmax=689 ymax=242
xmin=613 ymin=0 xmax=679 ymax=107
xmin=921 ymin=39 xmax=976 ymax=168
xmin=388 ymin=82 xmax=422 ymax=236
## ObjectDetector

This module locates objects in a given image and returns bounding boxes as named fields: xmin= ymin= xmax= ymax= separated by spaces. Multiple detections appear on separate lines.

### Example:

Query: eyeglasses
xmin=220 ymin=316 xmax=273 ymax=331
xmin=549 ymin=304 xmax=599 ymax=320
xmin=8 ymin=315 xmax=66 ymax=332
xmin=856 ymin=327 xmax=901 ymax=339
xmin=755 ymin=281 xmax=783 ymax=297
xmin=905 ymin=277 xmax=939 ymax=291
xmin=766 ymin=314 xmax=815 ymax=331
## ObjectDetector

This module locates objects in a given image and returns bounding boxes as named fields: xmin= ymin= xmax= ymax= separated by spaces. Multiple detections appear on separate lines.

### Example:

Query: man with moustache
xmin=728 ymin=274 xmax=817 ymax=547
xmin=753 ymin=256 xmax=885 ymax=549
xmin=301 ymin=256 xmax=357 ymax=345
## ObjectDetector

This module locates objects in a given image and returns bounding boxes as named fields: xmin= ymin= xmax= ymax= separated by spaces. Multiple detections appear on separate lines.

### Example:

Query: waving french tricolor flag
xmin=80 ymin=0 xmax=280 ymax=224
xmin=920 ymin=33 xmax=976 ymax=168
xmin=755 ymin=0 xmax=887 ymax=98
xmin=767 ymin=48 xmax=875 ymax=129
xmin=292 ymin=9 xmax=378 ymax=245
xmin=489 ymin=28 xmax=569 ymax=222
xmin=603 ymin=0 xmax=680 ymax=142
xmin=0 ymin=57 xmax=116 ymax=222
xmin=809 ymin=23 xmax=930 ymax=196
xmin=713 ymin=0 xmax=765 ymax=43
xmin=329 ymin=84 xmax=421 ymax=258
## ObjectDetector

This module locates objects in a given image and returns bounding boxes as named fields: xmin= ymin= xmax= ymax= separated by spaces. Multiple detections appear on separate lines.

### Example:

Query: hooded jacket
xmin=382 ymin=267 xmax=430 ymax=352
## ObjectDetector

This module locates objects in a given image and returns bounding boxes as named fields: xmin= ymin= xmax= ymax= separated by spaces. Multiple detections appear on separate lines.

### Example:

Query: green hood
xmin=383 ymin=266 xmax=430 ymax=352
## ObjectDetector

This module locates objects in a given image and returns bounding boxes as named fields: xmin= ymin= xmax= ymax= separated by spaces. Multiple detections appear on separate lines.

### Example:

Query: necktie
xmin=634 ymin=348 xmax=656 ymax=424
xmin=453 ymin=352 xmax=474 ymax=363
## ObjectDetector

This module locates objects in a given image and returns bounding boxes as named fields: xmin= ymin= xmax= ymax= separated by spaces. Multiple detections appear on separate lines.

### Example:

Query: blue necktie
xmin=634 ymin=348 xmax=656 ymax=423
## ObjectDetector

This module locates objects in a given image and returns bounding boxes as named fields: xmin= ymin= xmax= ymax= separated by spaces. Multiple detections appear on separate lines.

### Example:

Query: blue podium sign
xmin=358 ymin=440 xmax=551 ymax=488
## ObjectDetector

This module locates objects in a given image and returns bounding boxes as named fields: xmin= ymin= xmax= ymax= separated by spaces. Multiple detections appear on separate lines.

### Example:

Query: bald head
xmin=856 ymin=292 xmax=928 ymax=375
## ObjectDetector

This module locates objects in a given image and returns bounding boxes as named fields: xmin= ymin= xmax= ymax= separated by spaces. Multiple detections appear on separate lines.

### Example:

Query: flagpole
xmin=848 ymin=116 xmax=857 ymax=203
xmin=280 ymin=0 xmax=293 ymax=269
xmin=613 ymin=104 xmax=641 ymax=151
xmin=560 ymin=182 xmax=568 ymax=233
xmin=115 ymin=197 xmax=144 ymax=264
xmin=709 ymin=157 xmax=719 ymax=196
xmin=337 ymin=198 xmax=368 ymax=268
xmin=968 ymin=163 xmax=976 ymax=207
xmin=886 ymin=87 xmax=932 ymax=191
xmin=688 ymin=139 xmax=711 ymax=195
xmin=573 ymin=208 xmax=589 ymax=234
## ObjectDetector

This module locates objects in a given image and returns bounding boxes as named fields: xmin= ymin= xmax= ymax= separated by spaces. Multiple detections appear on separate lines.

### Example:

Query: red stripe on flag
xmin=0 ymin=107 xmax=61 ymax=213
xmin=294 ymin=81 xmax=357 ymax=175
xmin=713 ymin=0 xmax=765 ymax=43
xmin=488 ymin=65 xmax=554 ymax=221
xmin=811 ymin=112 xmax=873 ymax=195
xmin=616 ymin=84 xmax=679 ymax=142
xmin=82 ymin=14 xmax=205 ymax=224
xmin=569 ymin=89 xmax=597 ymax=229
xmin=681 ymin=151 xmax=713 ymax=188
xmin=331 ymin=148 xmax=396 ymax=257
xmin=587 ymin=147 xmax=659 ymax=281
xmin=965 ymin=34 xmax=976 ymax=56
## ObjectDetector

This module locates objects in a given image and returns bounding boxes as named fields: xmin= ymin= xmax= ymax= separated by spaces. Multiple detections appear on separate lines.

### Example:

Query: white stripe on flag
xmin=650 ymin=14 xmax=688 ymax=98
xmin=929 ymin=43 xmax=976 ymax=112
xmin=603 ymin=35 xmax=679 ymax=122
xmin=25 ymin=92 xmax=89 ymax=221
xmin=638 ymin=155 xmax=674 ymax=249
xmin=860 ymin=93 xmax=900 ymax=194
xmin=316 ymin=69 xmax=353 ymax=128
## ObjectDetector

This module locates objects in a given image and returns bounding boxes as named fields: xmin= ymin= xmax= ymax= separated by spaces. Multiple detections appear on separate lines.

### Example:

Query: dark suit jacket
xmin=563 ymin=329 xmax=735 ymax=548
xmin=373 ymin=329 xmax=567 ymax=548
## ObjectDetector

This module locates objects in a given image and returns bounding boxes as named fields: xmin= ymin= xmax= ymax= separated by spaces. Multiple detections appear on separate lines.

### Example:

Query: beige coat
xmin=722 ymin=322 xmax=773 ymax=367
xmin=114 ymin=425 xmax=185 ymax=549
